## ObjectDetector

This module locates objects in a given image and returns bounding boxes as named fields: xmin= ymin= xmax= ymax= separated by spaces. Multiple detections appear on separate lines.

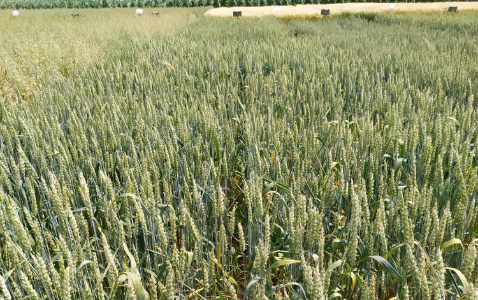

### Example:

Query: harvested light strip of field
xmin=205 ymin=1 xmax=478 ymax=17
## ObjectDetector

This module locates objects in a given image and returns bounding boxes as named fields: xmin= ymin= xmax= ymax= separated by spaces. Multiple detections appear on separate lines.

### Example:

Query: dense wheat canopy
xmin=0 ymin=9 xmax=477 ymax=300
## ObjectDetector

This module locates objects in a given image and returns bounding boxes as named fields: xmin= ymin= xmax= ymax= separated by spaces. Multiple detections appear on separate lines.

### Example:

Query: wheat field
xmin=0 ymin=8 xmax=477 ymax=300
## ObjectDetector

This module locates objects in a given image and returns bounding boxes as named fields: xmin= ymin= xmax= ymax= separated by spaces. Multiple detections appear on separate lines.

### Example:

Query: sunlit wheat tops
xmin=0 ymin=9 xmax=478 ymax=300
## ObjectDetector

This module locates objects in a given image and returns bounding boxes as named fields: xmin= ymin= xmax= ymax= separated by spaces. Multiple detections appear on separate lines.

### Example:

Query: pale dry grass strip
xmin=205 ymin=2 xmax=478 ymax=17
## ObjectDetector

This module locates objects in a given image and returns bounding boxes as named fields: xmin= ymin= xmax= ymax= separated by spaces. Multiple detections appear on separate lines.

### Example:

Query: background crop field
xmin=0 ymin=8 xmax=478 ymax=300
xmin=0 ymin=0 xmax=473 ymax=9
xmin=1 ymin=0 xmax=478 ymax=9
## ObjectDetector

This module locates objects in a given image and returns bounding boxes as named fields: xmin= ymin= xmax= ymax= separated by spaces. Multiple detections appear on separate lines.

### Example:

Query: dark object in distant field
xmin=152 ymin=12 xmax=159 ymax=15
xmin=233 ymin=11 xmax=242 ymax=17
xmin=321 ymin=9 xmax=330 ymax=16
xmin=448 ymin=6 xmax=457 ymax=12
xmin=71 ymin=13 xmax=80 ymax=17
